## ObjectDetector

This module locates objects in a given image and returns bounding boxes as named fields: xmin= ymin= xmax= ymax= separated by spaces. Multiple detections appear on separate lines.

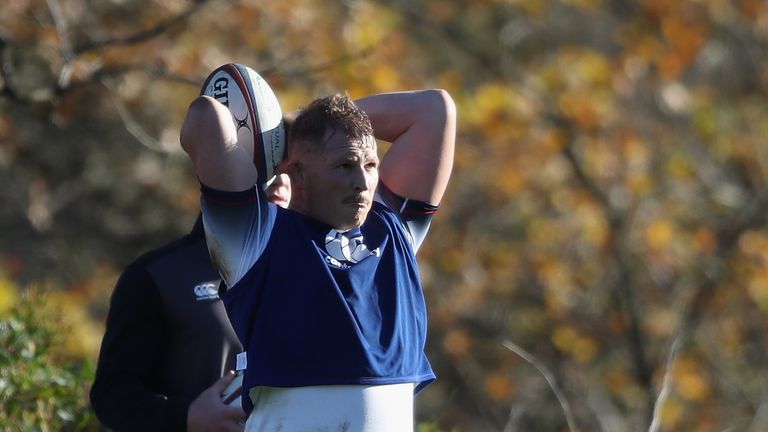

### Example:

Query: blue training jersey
xmin=200 ymin=183 xmax=437 ymax=414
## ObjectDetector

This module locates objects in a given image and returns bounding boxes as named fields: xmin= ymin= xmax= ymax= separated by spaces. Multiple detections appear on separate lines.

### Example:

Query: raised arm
xmin=355 ymin=89 xmax=456 ymax=205
xmin=180 ymin=95 xmax=258 ymax=191
xmin=180 ymin=96 xmax=274 ymax=288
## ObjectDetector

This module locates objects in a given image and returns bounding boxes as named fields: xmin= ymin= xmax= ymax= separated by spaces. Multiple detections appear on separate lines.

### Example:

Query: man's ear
xmin=286 ymin=161 xmax=304 ymax=188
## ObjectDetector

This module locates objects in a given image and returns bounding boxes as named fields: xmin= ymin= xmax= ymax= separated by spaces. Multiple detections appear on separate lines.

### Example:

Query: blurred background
xmin=2 ymin=0 xmax=768 ymax=430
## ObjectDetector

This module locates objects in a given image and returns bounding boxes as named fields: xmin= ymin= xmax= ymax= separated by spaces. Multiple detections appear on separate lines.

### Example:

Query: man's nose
xmin=351 ymin=165 xmax=370 ymax=191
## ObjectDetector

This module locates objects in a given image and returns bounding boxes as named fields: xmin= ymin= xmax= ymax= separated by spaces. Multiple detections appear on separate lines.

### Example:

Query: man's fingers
xmin=222 ymin=422 xmax=245 ymax=432
xmin=223 ymin=406 xmax=246 ymax=432
xmin=210 ymin=370 xmax=237 ymax=394
xmin=224 ymin=404 xmax=246 ymax=420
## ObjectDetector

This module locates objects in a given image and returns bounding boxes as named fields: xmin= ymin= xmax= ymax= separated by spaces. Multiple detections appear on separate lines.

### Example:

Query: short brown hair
xmin=289 ymin=94 xmax=373 ymax=153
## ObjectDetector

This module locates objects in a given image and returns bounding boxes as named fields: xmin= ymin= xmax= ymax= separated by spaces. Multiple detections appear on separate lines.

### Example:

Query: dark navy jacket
xmin=91 ymin=216 xmax=242 ymax=431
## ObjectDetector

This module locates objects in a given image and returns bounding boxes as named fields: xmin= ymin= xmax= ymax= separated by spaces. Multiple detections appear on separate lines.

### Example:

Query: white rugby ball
xmin=220 ymin=371 xmax=244 ymax=408
xmin=200 ymin=63 xmax=285 ymax=184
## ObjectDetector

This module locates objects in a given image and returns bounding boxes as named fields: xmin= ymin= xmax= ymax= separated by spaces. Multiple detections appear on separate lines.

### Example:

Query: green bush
xmin=0 ymin=291 xmax=104 ymax=432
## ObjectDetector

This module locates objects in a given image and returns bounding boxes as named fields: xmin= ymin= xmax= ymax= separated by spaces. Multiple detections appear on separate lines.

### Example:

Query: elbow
xmin=431 ymin=88 xmax=455 ymax=110
xmin=180 ymin=97 xmax=207 ymax=158
xmin=180 ymin=97 xmax=210 ymax=157
xmin=179 ymin=96 xmax=230 ymax=160
xmin=426 ymin=89 xmax=457 ymax=127
xmin=430 ymin=88 xmax=457 ymax=142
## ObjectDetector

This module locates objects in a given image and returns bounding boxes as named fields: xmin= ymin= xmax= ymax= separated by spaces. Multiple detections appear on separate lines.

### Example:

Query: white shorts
xmin=244 ymin=383 xmax=415 ymax=432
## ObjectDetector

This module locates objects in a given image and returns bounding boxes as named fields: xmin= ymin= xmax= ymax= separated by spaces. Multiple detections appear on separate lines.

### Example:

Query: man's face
xmin=300 ymin=131 xmax=379 ymax=230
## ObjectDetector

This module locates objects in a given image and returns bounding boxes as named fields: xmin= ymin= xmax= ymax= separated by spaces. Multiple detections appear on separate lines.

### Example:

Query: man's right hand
xmin=187 ymin=372 xmax=246 ymax=432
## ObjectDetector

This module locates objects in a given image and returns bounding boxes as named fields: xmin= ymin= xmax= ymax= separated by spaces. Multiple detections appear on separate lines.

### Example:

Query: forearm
xmin=354 ymin=90 xmax=445 ymax=141
xmin=357 ymin=89 xmax=456 ymax=205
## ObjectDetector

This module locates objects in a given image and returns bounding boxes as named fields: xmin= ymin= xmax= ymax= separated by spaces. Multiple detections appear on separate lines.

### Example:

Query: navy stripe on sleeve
xmin=200 ymin=184 xmax=259 ymax=206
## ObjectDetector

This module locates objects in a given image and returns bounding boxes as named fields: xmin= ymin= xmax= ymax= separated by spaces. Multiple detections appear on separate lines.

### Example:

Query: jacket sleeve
xmin=90 ymin=259 xmax=192 ymax=432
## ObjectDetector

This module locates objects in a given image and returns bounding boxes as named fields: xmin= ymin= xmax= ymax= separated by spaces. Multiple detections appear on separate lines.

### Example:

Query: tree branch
xmin=71 ymin=0 xmax=210 ymax=55
xmin=556 ymin=115 xmax=655 ymax=419
xmin=502 ymin=340 xmax=579 ymax=432
xmin=100 ymin=77 xmax=165 ymax=153
xmin=648 ymin=336 xmax=683 ymax=432
xmin=682 ymin=187 xmax=768 ymax=331
xmin=0 ymin=36 xmax=23 ymax=102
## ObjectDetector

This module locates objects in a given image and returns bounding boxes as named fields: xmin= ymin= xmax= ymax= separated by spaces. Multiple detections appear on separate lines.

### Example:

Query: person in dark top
xmin=91 ymin=174 xmax=290 ymax=432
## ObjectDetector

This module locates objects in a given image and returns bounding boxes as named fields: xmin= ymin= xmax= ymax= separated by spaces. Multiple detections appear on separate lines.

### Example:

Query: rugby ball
xmin=200 ymin=63 xmax=285 ymax=184
xmin=220 ymin=370 xmax=244 ymax=408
